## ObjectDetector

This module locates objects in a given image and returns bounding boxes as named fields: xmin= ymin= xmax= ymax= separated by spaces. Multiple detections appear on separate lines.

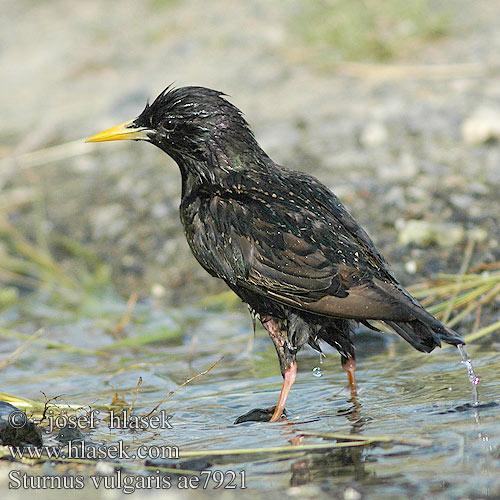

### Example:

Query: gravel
xmin=2 ymin=0 xmax=500 ymax=303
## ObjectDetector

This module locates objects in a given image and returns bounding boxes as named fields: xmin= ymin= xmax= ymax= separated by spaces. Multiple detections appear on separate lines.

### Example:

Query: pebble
xmin=344 ymin=487 xmax=362 ymax=500
xmin=468 ymin=227 xmax=489 ymax=242
xmin=404 ymin=260 xmax=418 ymax=274
xmin=94 ymin=461 xmax=115 ymax=476
xmin=462 ymin=107 xmax=500 ymax=145
xmin=397 ymin=219 xmax=465 ymax=247
xmin=151 ymin=283 xmax=167 ymax=298
xmin=360 ymin=121 xmax=388 ymax=147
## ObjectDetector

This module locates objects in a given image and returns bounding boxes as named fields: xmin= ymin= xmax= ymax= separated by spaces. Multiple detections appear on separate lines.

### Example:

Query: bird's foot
xmin=234 ymin=406 xmax=287 ymax=424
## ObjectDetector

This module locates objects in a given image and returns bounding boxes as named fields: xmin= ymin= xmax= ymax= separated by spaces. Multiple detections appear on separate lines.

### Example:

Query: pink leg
xmin=269 ymin=361 xmax=297 ymax=422
xmin=262 ymin=317 xmax=297 ymax=422
xmin=342 ymin=357 xmax=357 ymax=395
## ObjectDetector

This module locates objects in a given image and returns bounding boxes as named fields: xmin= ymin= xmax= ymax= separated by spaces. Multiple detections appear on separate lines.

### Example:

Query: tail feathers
xmin=370 ymin=278 xmax=466 ymax=352
xmin=385 ymin=319 xmax=465 ymax=353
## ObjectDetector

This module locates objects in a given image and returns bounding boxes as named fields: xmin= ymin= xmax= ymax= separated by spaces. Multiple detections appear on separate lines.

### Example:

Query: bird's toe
xmin=233 ymin=406 xmax=287 ymax=424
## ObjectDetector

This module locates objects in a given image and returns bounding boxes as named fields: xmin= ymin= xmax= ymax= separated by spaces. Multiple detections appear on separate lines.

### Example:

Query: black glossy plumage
xmin=132 ymin=86 xmax=464 ymax=353
xmin=91 ymin=86 xmax=465 ymax=420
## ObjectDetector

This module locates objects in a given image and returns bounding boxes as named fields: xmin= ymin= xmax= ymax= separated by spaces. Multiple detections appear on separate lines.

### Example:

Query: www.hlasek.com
xmin=8 ymin=469 xmax=247 ymax=492
xmin=8 ymin=440 xmax=179 ymax=460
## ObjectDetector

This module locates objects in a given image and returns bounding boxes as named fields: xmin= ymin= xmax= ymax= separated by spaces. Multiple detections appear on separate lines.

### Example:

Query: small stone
xmin=404 ymin=260 xmax=418 ymax=274
xmin=0 ymin=402 xmax=42 ymax=447
xmin=468 ymin=227 xmax=488 ymax=242
xmin=360 ymin=122 xmax=388 ymax=147
xmin=287 ymin=484 xmax=323 ymax=497
xmin=462 ymin=107 xmax=500 ymax=145
xmin=398 ymin=219 xmax=465 ymax=247
xmin=344 ymin=487 xmax=362 ymax=500
xmin=94 ymin=461 xmax=115 ymax=475
xmin=151 ymin=283 xmax=166 ymax=298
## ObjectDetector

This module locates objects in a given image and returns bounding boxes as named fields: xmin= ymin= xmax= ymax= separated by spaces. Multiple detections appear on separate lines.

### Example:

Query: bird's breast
xmin=179 ymin=193 xmax=240 ymax=284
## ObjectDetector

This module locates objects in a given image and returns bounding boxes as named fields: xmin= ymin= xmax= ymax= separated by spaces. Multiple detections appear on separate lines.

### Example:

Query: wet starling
xmin=87 ymin=86 xmax=465 ymax=423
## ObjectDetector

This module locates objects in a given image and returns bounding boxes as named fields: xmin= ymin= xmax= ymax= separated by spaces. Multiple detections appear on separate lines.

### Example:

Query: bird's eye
xmin=164 ymin=119 xmax=176 ymax=133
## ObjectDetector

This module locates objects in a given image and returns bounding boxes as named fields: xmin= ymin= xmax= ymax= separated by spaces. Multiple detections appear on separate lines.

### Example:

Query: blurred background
xmin=2 ymin=2 xmax=500 ymax=498
xmin=2 ymin=0 xmax=499 ymax=305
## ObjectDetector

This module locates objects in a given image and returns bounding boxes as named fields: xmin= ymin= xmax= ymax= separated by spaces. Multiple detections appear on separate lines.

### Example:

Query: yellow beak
xmin=85 ymin=119 xmax=152 ymax=143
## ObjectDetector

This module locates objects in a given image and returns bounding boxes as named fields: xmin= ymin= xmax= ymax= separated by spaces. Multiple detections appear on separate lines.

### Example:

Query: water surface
xmin=1 ymin=294 xmax=499 ymax=499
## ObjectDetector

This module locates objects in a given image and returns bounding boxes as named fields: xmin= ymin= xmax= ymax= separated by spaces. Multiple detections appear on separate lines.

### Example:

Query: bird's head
xmin=86 ymin=86 xmax=261 ymax=169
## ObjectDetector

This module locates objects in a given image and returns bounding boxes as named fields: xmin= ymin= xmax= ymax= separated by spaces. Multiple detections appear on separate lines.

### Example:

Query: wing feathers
xmin=189 ymin=183 xmax=465 ymax=350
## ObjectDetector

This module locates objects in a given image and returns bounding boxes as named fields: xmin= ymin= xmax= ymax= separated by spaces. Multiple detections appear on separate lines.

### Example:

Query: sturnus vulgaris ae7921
xmin=87 ymin=86 xmax=465 ymax=423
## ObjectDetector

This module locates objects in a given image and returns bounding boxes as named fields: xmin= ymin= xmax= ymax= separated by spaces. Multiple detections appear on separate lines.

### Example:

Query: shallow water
xmin=1 ymin=293 xmax=500 ymax=499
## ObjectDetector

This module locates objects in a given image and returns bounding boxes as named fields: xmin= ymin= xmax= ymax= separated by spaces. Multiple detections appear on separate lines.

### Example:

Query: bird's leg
xmin=341 ymin=355 xmax=357 ymax=395
xmin=262 ymin=317 xmax=297 ymax=422
xmin=233 ymin=316 xmax=297 ymax=424
xmin=269 ymin=361 xmax=297 ymax=422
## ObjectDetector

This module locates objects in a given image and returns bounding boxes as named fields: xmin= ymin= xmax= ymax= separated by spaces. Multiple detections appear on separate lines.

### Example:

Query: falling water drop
xmin=313 ymin=354 xmax=324 ymax=377
xmin=457 ymin=345 xmax=479 ymax=407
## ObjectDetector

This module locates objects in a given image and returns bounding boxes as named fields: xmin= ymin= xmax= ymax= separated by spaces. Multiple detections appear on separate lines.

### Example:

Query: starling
xmin=87 ymin=86 xmax=465 ymax=423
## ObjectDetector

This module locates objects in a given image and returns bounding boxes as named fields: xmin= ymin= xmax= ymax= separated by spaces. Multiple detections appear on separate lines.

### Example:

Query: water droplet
xmin=312 ymin=367 xmax=323 ymax=378
xmin=457 ymin=345 xmax=479 ymax=407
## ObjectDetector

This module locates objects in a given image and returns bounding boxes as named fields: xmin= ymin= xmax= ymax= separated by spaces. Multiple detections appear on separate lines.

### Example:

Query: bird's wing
xmin=197 ymin=186 xmax=421 ymax=322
